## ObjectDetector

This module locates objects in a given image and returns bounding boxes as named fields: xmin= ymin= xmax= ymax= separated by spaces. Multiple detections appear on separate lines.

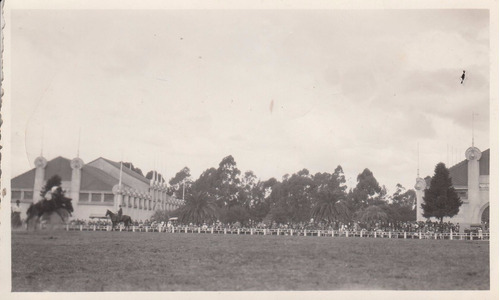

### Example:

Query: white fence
xmin=64 ymin=225 xmax=490 ymax=241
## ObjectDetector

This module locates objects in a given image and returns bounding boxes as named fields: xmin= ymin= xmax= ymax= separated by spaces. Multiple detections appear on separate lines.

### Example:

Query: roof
xmin=479 ymin=148 xmax=489 ymax=175
xmin=99 ymin=157 xmax=150 ymax=184
xmin=44 ymin=156 xmax=72 ymax=181
xmin=448 ymin=148 xmax=489 ymax=187
xmin=80 ymin=165 xmax=119 ymax=191
xmin=11 ymin=156 xmax=72 ymax=189
xmin=448 ymin=160 xmax=468 ymax=186
xmin=11 ymin=169 xmax=36 ymax=189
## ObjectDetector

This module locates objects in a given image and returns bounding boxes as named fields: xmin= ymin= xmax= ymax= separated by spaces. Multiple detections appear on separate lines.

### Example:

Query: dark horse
xmin=26 ymin=196 xmax=74 ymax=230
xmin=106 ymin=209 xmax=133 ymax=230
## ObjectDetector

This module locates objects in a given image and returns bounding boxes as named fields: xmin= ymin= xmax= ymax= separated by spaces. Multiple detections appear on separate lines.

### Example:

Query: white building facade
xmin=11 ymin=156 xmax=184 ymax=221
xmin=415 ymin=147 xmax=489 ymax=229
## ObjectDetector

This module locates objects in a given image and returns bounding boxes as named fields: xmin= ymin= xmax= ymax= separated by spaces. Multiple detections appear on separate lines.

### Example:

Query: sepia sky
xmin=10 ymin=9 xmax=491 ymax=191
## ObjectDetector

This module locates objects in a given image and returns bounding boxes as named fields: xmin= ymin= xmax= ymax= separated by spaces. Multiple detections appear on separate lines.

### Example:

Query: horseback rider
xmin=42 ymin=186 xmax=59 ymax=212
xmin=117 ymin=205 xmax=123 ymax=221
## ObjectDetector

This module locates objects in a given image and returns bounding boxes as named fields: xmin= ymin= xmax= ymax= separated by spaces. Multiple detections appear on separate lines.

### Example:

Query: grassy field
xmin=11 ymin=230 xmax=489 ymax=291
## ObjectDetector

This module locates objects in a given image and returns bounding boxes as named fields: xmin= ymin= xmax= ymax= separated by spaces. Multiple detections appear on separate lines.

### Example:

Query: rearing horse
xmin=26 ymin=196 xmax=74 ymax=230
xmin=106 ymin=209 xmax=133 ymax=230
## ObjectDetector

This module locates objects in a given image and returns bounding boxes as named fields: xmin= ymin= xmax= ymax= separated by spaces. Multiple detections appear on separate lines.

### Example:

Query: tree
xmin=348 ymin=168 xmax=383 ymax=211
xmin=421 ymin=162 xmax=462 ymax=223
xmin=311 ymin=191 xmax=351 ymax=223
xmin=177 ymin=191 xmax=218 ymax=225
xmin=121 ymin=162 xmax=144 ymax=177
xmin=150 ymin=209 xmax=170 ymax=223
xmin=167 ymin=167 xmax=192 ymax=199
xmin=267 ymin=169 xmax=314 ymax=223
xmin=145 ymin=170 xmax=166 ymax=183
xmin=356 ymin=205 xmax=388 ymax=229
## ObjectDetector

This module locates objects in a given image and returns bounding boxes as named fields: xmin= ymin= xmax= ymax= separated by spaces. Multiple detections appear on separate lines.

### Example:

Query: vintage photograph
xmin=3 ymin=1 xmax=497 ymax=297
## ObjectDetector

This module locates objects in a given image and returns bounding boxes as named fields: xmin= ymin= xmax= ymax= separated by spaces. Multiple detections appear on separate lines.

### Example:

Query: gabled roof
xmin=44 ymin=156 xmax=72 ymax=181
xmin=80 ymin=165 xmax=120 ymax=191
xmin=11 ymin=168 xmax=36 ymax=189
xmin=449 ymin=160 xmax=468 ymax=186
xmin=11 ymin=156 xmax=72 ymax=189
xmin=448 ymin=148 xmax=489 ymax=187
xmin=91 ymin=157 xmax=150 ymax=184
xmin=479 ymin=148 xmax=489 ymax=175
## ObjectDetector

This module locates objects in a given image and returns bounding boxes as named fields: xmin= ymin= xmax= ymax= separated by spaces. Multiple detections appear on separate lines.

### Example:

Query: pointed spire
xmin=77 ymin=128 xmax=81 ymax=158
xmin=417 ymin=142 xmax=420 ymax=177
xmin=119 ymin=161 xmax=123 ymax=188
xmin=40 ymin=126 xmax=44 ymax=157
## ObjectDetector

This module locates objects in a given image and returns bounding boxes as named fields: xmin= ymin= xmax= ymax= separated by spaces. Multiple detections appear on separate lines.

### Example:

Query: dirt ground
xmin=11 ymin=230 xmax=490 ymax=291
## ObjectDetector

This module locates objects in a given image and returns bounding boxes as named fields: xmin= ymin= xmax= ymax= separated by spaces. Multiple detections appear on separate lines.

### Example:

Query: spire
xmin=119 ymin=161 xmax=123 ymax=188
xmin=77 ymin=128 xmax=81 ymax=158
xmin=40 ymin=126 xmax=44 ymax=157
xmin=417 ymin=142 xmax=420 ymax=177
xmin=472 ymin=112 xmax=478 ymax=147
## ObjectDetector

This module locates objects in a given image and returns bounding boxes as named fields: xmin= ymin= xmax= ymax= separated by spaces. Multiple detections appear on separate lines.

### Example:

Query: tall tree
xmin=177 ymin=191 xmax=218 ymax=225
xmin=348 ymin=168 xmax=383 ymax=211
xmin=421 ymin=162 xmax=462 ymax=223
xmin=145 ymin=170 xmax=166 ymax=183
xmin=122 ymin=162 xmax=144 ymax=177
xmin=311 ymin=190 xmax=351 ymax=223
xmin=167 ymin=167 xmax=192 ymax=199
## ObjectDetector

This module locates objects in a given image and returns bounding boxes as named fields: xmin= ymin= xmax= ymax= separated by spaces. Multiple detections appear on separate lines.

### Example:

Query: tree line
xmin=150 ymin=155 xmax=421 ymax=227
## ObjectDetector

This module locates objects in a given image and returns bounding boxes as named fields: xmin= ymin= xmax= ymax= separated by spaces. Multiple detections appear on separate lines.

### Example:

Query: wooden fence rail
xmin=63 ymin=225 xmax=490 ymax=241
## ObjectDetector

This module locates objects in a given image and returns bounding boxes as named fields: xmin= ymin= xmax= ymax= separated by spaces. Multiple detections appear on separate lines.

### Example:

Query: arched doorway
xmin=481 ymin=205 xmax=489 ymax=227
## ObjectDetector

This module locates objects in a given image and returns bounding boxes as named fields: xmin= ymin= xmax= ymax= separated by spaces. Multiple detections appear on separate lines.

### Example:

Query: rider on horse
xmin=117 ymin=205 xmax=123 ymax=220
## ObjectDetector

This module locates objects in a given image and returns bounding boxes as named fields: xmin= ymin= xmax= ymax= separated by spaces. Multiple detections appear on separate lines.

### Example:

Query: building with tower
xmin=11 ymin=155 xmax=185 ymax=221
xmin=415 ymin=146 xmax=490 ymax=230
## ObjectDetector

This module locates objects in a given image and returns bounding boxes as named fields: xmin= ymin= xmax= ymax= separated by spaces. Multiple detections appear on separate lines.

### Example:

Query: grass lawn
xmin=11 ymin=230 xmax=489 ymax=291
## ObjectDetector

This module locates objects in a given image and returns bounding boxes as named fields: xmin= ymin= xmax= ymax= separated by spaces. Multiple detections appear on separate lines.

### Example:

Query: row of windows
xmin=79 ymin=193 xmax=115 ymax=203
xmin=11 ymin=190 xmax=34 ymax=200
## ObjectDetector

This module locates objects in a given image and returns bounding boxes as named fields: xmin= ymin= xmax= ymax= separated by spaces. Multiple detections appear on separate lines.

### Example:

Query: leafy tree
xmin=356 ymin=205 xmax=388 ymax=229
xmin=267 ymin=169 xmax=314 ymax=223
xmin=177 ymin=191 xmax=218 ymax=225
xmin=145 ymin=170 xmax=166 ymax=183
xmin=219 ymin=205 xmax=250 ymax=225
xmin=40 ymin=175 xmax=62 ymax=198
xmin=421 ymin=162 xmax=462 ymax=223
xmin=215 ymin=155 xmax=242 ymax=206
xmin=150 ymin=209 xmax=170 ymax=223
xmin=122 ymin=162 xmax=144 ymax=177
xmin=167 ymin=167 xmax=192 ymax=199
xmin=311 ymin=190 xmax=351 ymax=223
xmin=348 ymin=168 xmax=383 ymax=211
xmin=392 ymin=183 xmax=416 ymax=208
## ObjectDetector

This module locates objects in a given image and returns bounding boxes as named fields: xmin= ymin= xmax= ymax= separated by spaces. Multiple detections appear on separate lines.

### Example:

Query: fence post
xmin=419 ymin=232 xmax=422 ymax=239
xmin=277 ymin=229 xmax=280 ymax=236
xmin=404 ymin=232 xmax=407 ymax=239
xmin=470 ymin=232 xmax=473 ymax=240
xmin=290 ymin=229 xmax=293 ymax=236
xmin=389 ymin=232 xmax=392 ymax=239
xmin=345 ymin=231 xmax=348 ymax=237
xmin=374 ymin=231 xmax=377 ymax=238
xmin=304 ymin=229 xmax=307 ymax=236
xmin=360 ymin=231 xmax=363 ymax=238
xmin=434 ymin=233 xmax=437 ymax=240
xmin=198 ymin=227 xmax=201 ymax=234
xmin=224 ymin=228 xmax=227 ymax=235
xmin=237 ymin=228 xmax=240 ymax=235
xmin=66 ymin=224 xmax=69 ymax=231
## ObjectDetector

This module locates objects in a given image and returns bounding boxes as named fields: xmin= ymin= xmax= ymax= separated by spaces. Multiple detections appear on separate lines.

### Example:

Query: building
xmin=415 ymin=146 xmax=489 ymax=229
xmin=11 ymin=155 xmax=184 ymax=221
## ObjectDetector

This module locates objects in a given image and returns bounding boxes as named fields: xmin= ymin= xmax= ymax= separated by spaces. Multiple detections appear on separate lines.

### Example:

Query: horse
xmin=26 ymin=196 xmax=74 ymax=230
xmin=105 ymin=209 xmax=133 ymax=230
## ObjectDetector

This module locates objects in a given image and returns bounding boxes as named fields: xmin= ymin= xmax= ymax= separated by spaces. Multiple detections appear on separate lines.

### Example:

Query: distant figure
xmin=460 ymin=70 xmax=466 ymax=84
xmin=11 ymin=200 xmax=22 ymax=228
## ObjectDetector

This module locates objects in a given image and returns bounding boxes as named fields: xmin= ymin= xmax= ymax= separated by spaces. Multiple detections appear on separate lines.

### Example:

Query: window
xmin=91 ymin=193 xmax=102 ymax=202
xmin=11 ymin=191 xmax=21 ymax=200
xmin=23 ymin=191 xmax=34 ymax=200
xmin=103 ymin=193 xmax=114 ymax=202
xmin=79 ymin=193 xmax=90 ymax=202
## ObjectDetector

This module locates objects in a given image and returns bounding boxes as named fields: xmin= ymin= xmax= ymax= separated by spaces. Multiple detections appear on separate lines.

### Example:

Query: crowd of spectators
xmin=66 ymin=218 xmax=488 ymax=234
